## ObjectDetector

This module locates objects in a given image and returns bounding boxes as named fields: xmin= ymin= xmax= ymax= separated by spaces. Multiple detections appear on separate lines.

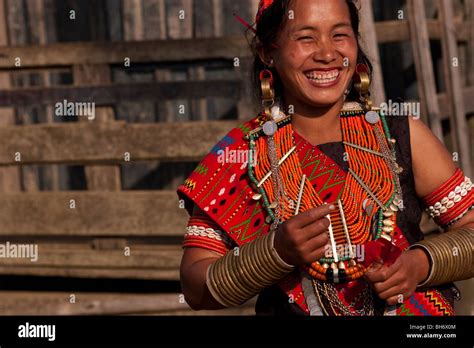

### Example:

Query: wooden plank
xmin=439 ymin=0 xmax=471 ymax=177
xmin=0 ymin=37 xmax=250 ymax=68
xmin=375 ymin=19 xmax=470 ymax=44
xmin=0 ymin=0 xmax=21 ymax=193
xmin=437 ymin=86 xmax=474 ymax=115
xmin=0 ymin=21 xmax=469 ymax=69
xmin=359 ymin=0 xmax=386 ymax=106
xmin=0 ymin=120 xmax=239 ymax=164
xmin=0 ymin=191 xmax=188 ymax=237
xmin=1 ymin=243 xmax=182 ymax=269
xmin=0 ymin=291 xmax=255 ymax=315
xmin=0 ymin=80 xmax=241 ymax=107
xmin=407 ymin=0 xmax=444 ymax=141
xmin=73 ymin=64 xmax=121 ymax=191
xmin=0 ymin=267 xmax=179 ymax=280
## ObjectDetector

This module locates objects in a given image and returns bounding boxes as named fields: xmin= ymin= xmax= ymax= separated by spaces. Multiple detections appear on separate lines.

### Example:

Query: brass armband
xmin=409 ymin=228 xmax=474 ymax=287
xmin=206 ymin=232 xmax=295 ymax=307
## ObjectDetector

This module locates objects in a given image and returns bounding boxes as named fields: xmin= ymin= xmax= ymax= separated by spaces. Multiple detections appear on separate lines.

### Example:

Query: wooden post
xmin=359 ymin=0 xmax=386 ymax=107
xmin=26 ymin=0 xmax=61 ymax=190
xmin=72 ymin=65 xmax=121 ymax=190
xmin=6 ymin=0 xmax=40 ymax=191
xmin=407 ymin=0 xmax=444 ymax=141
xmin=467 ymin=1 xmax=474 ymax=87
xmin=123 ymin=0 xmax=144 ymax=41
xmin=0 ymin=0 xmax=21 ymax=193
xmin=439 ymin=0 xmax=471 ymax=177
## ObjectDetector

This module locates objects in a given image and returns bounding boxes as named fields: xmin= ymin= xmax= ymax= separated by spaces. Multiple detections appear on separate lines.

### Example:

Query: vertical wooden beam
xmin=152 ymin=0 xmax=173 ymax=123
xmin=359 ymin=0 xmax=386 ymax=107
xmin=6 ymin=0 xmax=40 ymax=191
xmin=0 ymin=0 xmax=20 ymax=193
xmin=192 ymin=0 xmax=215 ymax=121
xmin=467 ymin=0 xmax=474 ymax=86
xmin=235 ymin=0 xmax=258 ymax=121
xmin=72 ymin=65 xmax=121 ymax=190
xmin=106 ymin=0 xmax=123 ymax=41
xmin=26 ymin=0 xmax=60 ymax=191
xmin=212 ymin=0 xmax=224 ymax=37
xmin=122 ymin=0 xmax=144 ymax=41
xmin=439 ymin=0 xmax=471 ymax=177
xmin=166 ymin=0 xmax=192 ymax=40
xmin=142 ymin=0 xmax=165 ymax=40
xmin=407 ymin=0 xmax=443 ymax=140
xmin=165 ymin=0 xmax=192 ymax=123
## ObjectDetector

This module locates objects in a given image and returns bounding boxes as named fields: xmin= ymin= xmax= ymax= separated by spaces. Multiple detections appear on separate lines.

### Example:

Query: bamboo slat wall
xmin=0 ymin=0 xmax=471 ymax=315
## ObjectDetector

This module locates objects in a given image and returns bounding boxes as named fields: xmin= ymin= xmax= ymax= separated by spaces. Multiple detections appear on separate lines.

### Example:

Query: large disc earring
xmin=259 ymin=69 xmax=275 ymax=120
xmin=352 ymin=63 xmax=372 ymax=111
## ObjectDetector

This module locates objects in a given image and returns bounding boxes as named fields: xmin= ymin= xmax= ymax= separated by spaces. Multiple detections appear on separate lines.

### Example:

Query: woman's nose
xmin=312 ymin=39 xmax=337 ymax=63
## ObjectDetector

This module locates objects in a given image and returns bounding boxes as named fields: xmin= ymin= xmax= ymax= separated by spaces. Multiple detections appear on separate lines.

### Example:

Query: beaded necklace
xmin=246 ymin=103 xmax=403 ymax=284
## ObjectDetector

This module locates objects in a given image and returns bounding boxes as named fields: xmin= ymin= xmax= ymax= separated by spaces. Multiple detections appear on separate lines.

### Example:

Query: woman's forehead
xmin=286 ymin=0 xmax=351 ymax=29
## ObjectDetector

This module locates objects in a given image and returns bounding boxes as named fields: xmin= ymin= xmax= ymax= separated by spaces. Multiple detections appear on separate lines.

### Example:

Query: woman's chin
xmin=303 ymin=93 xmax=345 ymax=108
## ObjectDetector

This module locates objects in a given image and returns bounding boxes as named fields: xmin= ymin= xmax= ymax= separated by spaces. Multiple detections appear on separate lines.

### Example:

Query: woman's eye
xmin=298 ymin=36 xmax=313 ymax=41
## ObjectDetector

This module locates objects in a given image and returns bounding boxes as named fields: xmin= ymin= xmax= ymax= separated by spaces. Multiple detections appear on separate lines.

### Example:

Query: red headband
xmin=256 ymin=0 xmax=275 ymax=23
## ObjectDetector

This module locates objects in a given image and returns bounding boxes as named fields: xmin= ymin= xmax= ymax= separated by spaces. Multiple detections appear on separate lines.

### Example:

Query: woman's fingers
xmin=293 ymin=204 xmax=335 ymax=228
xmin=365 ymin=259 xmax=402 ymax=283
xmin=300 ymin=216 xmax=331 ymax=241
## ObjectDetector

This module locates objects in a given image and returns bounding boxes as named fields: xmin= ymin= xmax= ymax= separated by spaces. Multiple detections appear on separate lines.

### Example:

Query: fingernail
xmin=328 ymin=204 xmax=335 ymax=210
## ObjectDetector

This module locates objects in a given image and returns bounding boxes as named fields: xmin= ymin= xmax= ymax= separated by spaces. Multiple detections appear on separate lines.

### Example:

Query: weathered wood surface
xmin=0 ymin=267 xmax=179 ymax=280
xmin=0 ymin=291 xmax=256 ymax=315
xmin=0 ymin=191 xmax=188 ymax=237
xmin=73 ymin=64 xmax=121 ymax=191
xmin=0 ymin=0 xmax=21 ymax=193
xmin=0 ymin=120 xmax=239 ymax=165
xmin=0 ymin=243 xmax=182 ymax=269
xmin=0 ymin=291 xmax=255 ymax=315
xmin=0 ymin=20 xmax=470 ymax=69
xmin=0 ymin=80 xmax=241 ymax=107
xmin=359 ymin=0 xmax=386 ymax=106
xmin=439 ymin=0 xmax=471 ymax=177
xmin=0 ymin=38 xmax=250 ymax=68
xmin=407 ymin=0 xmax=443 ymax=140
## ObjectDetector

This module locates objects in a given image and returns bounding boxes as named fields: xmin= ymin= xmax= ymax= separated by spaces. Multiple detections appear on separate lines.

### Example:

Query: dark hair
xmin=248 ymin=0 xmax=373 ymax=104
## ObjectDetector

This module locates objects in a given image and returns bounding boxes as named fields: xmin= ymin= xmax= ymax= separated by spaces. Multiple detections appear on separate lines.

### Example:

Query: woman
xmin=177 ymin=0 xmax=473 ymax=315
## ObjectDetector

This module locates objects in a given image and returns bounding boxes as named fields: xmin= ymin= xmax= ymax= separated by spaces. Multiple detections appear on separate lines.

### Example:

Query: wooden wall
xmin=0 ymin=0 xmax=471 ymax=315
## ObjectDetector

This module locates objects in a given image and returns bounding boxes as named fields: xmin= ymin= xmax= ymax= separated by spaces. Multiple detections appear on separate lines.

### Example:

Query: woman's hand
xmin=273 ymin=204 xmax=334 ymax=266
xmin=364 ymin=248 xmax=430 ymax=305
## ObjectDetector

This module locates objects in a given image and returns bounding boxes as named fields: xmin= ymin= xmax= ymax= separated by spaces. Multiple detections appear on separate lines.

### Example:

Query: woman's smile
xmin=304 ymin=68 xmax=342 ymax=88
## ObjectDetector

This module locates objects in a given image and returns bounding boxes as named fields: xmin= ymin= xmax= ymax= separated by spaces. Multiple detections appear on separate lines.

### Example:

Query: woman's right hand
xmin=273 ymin=204 xmax=335 ymax=266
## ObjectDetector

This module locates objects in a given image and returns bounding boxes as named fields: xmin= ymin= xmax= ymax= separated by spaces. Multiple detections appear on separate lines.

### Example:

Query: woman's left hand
xmin=364 ymin=248 xmax=430 ymax=305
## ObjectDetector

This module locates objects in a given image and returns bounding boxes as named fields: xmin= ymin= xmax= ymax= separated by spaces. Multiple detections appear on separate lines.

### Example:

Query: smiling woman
xmin=177 ymin=0 xmax=473 ymax=316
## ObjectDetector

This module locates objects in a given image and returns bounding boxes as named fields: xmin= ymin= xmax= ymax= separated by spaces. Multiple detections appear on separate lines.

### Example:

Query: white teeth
xmin=305 ymin=69 xmax=339 ymax=83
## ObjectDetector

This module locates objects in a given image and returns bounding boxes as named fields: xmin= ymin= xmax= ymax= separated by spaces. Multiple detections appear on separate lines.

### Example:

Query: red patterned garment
xmin=177 ymin=114 xmax=458 ymax=316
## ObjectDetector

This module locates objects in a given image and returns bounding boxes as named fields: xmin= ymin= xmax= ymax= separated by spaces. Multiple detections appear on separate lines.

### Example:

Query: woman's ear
xmin=257 ymin=47 xmax=274 ymax=67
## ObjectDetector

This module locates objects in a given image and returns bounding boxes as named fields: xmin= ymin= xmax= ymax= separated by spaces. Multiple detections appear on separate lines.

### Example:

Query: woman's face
xmin=271 ymin=0 xmax=358 ymax=110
